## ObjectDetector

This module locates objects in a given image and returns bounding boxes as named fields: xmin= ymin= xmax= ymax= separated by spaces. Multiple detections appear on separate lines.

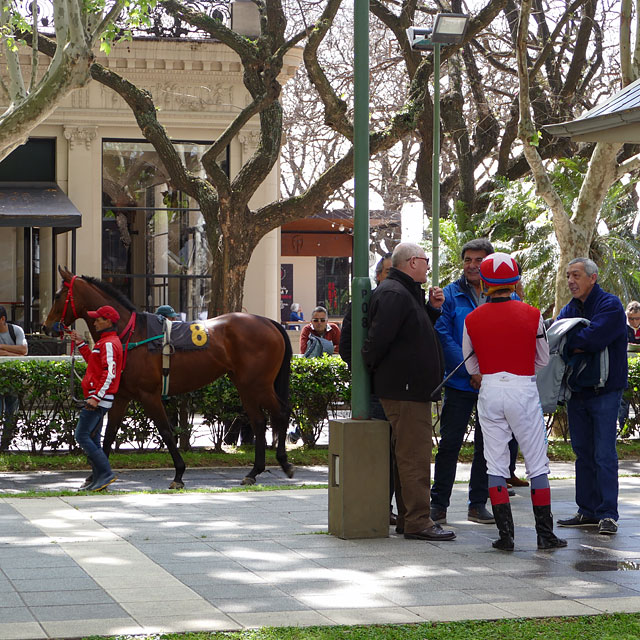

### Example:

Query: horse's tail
xmin=269 ymin=319 xmax=292 ymax=415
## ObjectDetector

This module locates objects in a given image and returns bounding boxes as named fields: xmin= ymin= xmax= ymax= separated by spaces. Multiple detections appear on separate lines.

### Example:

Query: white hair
xmin=392 ymin=242 xmax=424 ymax=267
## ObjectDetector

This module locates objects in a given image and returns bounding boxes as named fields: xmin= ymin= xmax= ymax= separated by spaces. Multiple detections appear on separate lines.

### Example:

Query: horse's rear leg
xmin=272 ymin=406 xmax=294 ymax=479
xmin=79 ymin=395 xmax=129 ymax=489
xmin=241 ymin=416 xmax=266 ymax=486
xmin=139 ymin=392 xmax=186 ymax=489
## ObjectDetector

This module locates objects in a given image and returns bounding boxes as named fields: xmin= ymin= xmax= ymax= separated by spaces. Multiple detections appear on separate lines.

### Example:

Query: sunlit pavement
xmin=1 ymin=463 xmax=640 ymax=639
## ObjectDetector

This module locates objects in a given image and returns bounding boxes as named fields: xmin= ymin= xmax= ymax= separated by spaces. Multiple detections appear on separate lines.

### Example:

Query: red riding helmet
xmin=480 ymin=252 xmax=520 ymax=290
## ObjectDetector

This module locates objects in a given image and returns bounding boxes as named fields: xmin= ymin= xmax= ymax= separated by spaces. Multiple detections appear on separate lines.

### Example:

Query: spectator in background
xmin=156 ymin=305 xmax=180 ymax=321
xmin=0 ymin=305 xmax=28 ymax=450
xmin=340 ymin=252 xmax=396 ymax=524
xmin=300 ymin=306 xmax=341 ymax=356
xmin=625 ymin=301 xmax=640 ymax=344
xmin=289 ymin=303 xmax=304 ymax=322
xmin=617 ymin=300 xmax=640 ymax=432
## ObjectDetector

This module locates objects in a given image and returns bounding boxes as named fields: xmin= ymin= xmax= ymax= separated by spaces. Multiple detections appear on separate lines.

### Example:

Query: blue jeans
xmin=431 ymin=387 xmax=488 ymax=509
xmin=75 ymin=406 xmax=113 ymax=478
xmin=567 ymin=390 xmax=621 ymax=521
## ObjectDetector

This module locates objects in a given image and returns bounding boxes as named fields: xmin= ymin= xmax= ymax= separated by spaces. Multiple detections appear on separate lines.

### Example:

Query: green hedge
xmin=0 ymin=356 xmax=351 ymax=452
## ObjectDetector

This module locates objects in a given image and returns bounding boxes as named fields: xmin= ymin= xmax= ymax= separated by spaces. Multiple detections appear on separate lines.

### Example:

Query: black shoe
xmin=598 ymin=518 xmax=618 ymax=535
xmin=395 ymin=525 xmax=404 ymax=534
xmin=468 ymin=505 xmax=495 ymax=524
xmin=430 ymin=507 xmax=447 ymax=524
xmin=404 ymin=523 xmax=456 ymax=541
xmin=557 ymin=513 xmax=599 ymax=527
xmin=508 ymin=488 xmax=516 ymax=497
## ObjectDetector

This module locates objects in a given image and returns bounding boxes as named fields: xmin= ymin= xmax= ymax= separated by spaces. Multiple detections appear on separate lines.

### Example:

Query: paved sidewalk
xmin=1 ymin=463 xmax=640 ymax=639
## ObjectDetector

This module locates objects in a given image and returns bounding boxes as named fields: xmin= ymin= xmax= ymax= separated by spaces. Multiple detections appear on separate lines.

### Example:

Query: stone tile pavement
xmin=1 ymin=463 xmax=640 ymax=639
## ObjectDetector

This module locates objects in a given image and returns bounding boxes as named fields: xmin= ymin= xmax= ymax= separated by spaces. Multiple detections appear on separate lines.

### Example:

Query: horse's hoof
xmin=241 ymin=476 xmax=256 ymax=486
xmin=169 ymin=481 xmax=185 ymax=490
xmin=285 ymin=465 xmax=295 ymax=479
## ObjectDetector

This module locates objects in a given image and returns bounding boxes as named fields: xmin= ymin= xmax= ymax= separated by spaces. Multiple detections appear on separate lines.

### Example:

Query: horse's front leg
xmin=139 ymin=391 xmax=186 ymax=489
xmin=102 ymin=394 xmax=130 ymax=456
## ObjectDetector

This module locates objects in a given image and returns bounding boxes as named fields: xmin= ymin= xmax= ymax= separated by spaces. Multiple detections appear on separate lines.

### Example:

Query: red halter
xmin=60 ymin=275 xmax=79 ymax=330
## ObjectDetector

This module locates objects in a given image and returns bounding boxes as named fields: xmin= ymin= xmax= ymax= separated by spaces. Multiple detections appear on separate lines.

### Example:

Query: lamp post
xmin=406 ymin=13 xmax=469 ymax=286
xmin=350 ymin=0 xmax=371 ymax=419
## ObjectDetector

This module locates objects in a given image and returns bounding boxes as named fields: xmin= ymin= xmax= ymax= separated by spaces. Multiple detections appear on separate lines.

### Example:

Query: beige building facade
xmin=0 ymin=37 xmax=302 ymax=330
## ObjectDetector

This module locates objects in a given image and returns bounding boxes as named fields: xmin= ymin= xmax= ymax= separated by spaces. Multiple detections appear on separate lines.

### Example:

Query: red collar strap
xmin=61 ymin=275 xmax=78 ymax=329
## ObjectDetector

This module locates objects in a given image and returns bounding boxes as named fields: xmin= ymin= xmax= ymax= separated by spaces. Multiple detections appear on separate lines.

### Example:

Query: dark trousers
xmin=431 ymin=386 xmax=488 ymax=510
xmin=508 ymin=437 xmax=519 ymax=476
xmin=567 ymin=390 xmax=621 ymax=521
xmin=380 ymin=399 xmax=433 ymax=534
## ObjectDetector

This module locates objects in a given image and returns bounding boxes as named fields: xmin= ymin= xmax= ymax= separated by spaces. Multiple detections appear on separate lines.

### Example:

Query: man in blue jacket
xmin=430 ymin=239 xmax=496 ymax=525
xmin=556 ymin=258 xmax=627 ymax=535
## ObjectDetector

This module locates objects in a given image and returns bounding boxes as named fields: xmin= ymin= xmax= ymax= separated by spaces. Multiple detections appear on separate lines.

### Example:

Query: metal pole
xmin=431 ymin=42 xmax=441 ymax=287
xmin=350 ymin=0 xmax=371 ymax=419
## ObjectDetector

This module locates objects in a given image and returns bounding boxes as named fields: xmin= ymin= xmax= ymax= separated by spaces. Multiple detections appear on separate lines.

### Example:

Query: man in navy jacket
xmin=430 ymin=239 xmax=496 ymax=525
xmin=556 ymin=258 xmax=627 ymax=535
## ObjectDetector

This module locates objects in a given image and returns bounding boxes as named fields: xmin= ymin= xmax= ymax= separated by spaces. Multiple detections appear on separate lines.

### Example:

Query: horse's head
xmin=42 ymin=266 xmax=78 ymax=334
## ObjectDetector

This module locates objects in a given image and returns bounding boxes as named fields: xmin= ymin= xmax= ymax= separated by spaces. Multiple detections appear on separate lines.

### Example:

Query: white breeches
xmin=477 ymin=372 xmax=550 ymax=479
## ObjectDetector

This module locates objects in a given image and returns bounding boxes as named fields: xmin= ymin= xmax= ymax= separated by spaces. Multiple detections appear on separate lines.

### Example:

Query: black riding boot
xmin=491 ymin=502 xmax=515 ymax=551
xmin=533 ymin=504 xmax=567 ymax=549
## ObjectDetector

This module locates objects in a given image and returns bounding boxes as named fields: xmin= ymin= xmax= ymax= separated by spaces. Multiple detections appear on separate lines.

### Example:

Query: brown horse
xmin=43 ymin=267 xmax=294 ymax=487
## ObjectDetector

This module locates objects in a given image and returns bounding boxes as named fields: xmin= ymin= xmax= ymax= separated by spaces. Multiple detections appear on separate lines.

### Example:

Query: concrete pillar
xmin=328 ymin=418 xmax=390 ymax=539
xmin=64 ymin=125 xmax=100 ymax=277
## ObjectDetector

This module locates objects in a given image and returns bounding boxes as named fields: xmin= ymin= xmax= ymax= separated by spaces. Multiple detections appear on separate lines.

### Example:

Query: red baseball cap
xmin=87 ymin=305 xmax=120 ymax=323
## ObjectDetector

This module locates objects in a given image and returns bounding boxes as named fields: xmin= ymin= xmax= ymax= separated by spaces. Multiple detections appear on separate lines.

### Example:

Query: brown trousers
xmin=381 ymin=399 xmax=433 ymax=534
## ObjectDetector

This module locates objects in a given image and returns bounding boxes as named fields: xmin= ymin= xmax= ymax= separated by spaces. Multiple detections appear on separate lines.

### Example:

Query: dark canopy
xmin=0 ymin=182 xmax=81 ymax=230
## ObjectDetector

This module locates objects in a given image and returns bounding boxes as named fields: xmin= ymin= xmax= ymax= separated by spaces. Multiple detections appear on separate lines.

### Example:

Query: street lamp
xmin=407 ymin=13 xmax=469 ymax=285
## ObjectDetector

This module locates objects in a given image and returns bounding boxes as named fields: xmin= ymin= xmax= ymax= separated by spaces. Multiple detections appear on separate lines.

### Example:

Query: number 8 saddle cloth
xmin=146 ymin=313 xmax=209 ymax=352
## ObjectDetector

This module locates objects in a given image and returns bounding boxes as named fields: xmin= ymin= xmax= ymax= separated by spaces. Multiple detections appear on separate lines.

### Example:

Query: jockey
xmin=462 ymin=253 xmax=566 ymax=551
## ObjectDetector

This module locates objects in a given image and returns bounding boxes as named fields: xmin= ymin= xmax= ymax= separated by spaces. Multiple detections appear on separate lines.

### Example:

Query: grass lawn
xmin=2 ymin=439 xmax=640 ymax=473
xmin=79 ymin=614 xmax=640 ymax=640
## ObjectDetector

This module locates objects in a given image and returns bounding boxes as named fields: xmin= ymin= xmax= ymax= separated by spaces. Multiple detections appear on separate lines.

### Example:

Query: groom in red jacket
xmin=68 ymin=305 xmax=123 ymax=491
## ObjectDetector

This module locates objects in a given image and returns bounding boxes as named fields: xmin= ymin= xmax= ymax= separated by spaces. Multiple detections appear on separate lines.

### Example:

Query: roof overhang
xmin=0 ymin=182 xmax=81 ymax=230
xmin=544 ymin=77 xmax=640 ymax=143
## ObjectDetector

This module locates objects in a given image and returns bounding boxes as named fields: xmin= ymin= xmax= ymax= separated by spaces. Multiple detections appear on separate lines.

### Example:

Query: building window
xmin=102 ymin=140 xmax=227 ymax=319
xmin=316 ymin=257 xmax=350 ymax=316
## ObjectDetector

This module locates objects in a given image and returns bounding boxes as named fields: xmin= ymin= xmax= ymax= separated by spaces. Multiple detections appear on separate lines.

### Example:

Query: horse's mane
xmin=82 ymin=275 xmax=137 ymax=312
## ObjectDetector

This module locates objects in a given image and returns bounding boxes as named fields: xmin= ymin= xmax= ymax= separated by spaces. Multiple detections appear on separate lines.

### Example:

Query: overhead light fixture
xmin=406 ymin=13 xmax=469 ymax=50
xmin=431 ymin=13 xmax=469 ymax=44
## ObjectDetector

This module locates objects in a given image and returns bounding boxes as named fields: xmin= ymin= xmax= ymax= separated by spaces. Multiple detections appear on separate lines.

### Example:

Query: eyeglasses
xmin=312 ymin=318 xmax=327 ymax=323
xmin=629 ymin=316 xmax=640 ymax=321
xmin=408 ymin=256 xmax=430 ymax=265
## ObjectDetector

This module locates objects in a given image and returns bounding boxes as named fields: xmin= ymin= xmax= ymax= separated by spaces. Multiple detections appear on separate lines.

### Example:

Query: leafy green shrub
xmin=0 ymin=357 xmax=351 ymax=452
xmin=289 ymin=355 xmax=350 ymax=447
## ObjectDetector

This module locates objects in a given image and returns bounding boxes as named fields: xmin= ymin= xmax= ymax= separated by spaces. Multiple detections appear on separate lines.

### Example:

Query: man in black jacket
xmin=362 ymin=242 xmax=455 ymax=541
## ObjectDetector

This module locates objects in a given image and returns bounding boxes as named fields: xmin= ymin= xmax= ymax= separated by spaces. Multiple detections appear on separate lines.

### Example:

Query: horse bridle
xmin=60 ymin=275 xmax=79 ymax=331
xmin=60 ymin=275 xmax=137 ymax=362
